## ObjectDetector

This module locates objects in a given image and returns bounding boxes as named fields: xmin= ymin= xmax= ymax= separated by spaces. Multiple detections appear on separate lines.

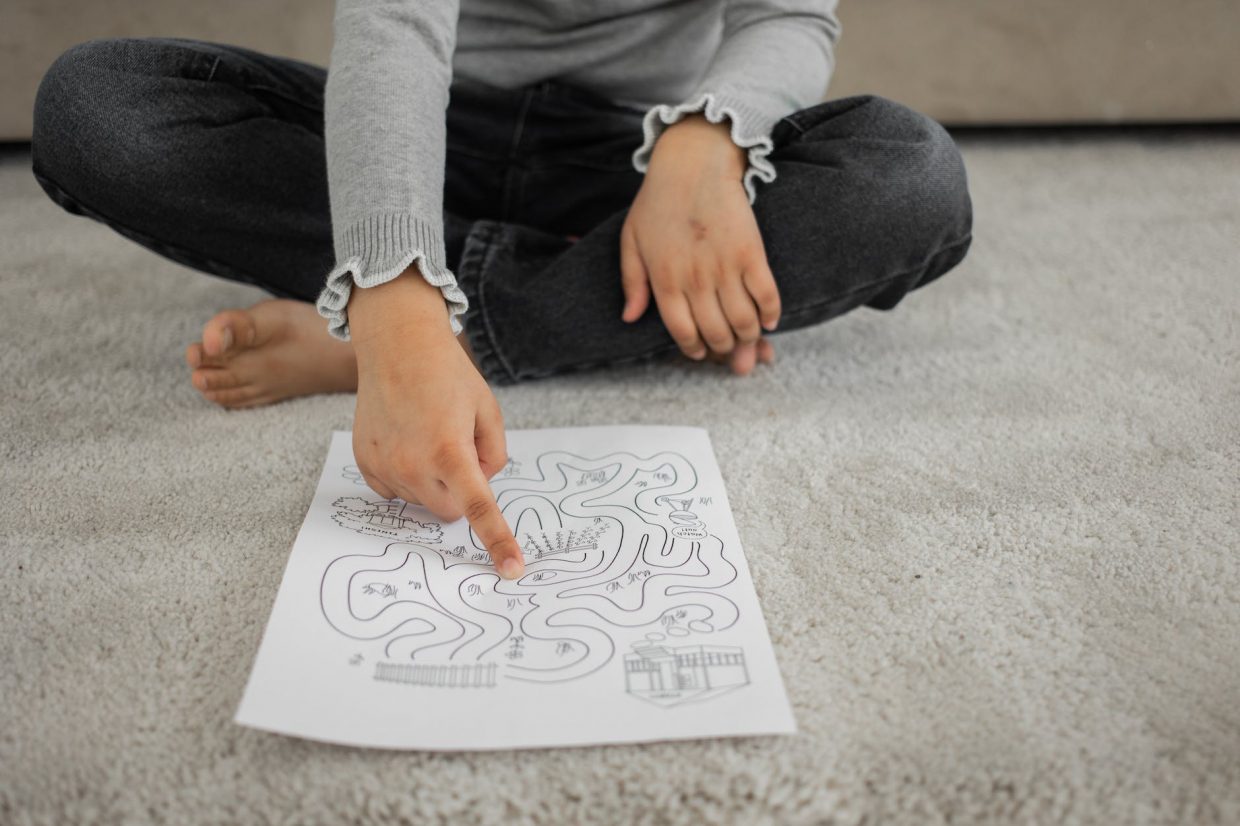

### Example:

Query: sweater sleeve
xmin=631 ymin=0 xmax=841 ymax=203
xmin=315 ymin=0 xmax=466 ymax=341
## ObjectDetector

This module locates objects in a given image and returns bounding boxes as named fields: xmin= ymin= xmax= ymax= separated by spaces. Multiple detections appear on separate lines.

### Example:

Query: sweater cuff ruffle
xmin=631 ymin=92 xmax=777 ymax=204
xmin=315 ymin=213 xmax=468 ymax=341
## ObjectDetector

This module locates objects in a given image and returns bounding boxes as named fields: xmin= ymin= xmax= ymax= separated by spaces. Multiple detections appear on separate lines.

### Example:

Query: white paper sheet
xmin=235 ymin=426 xmax=795 ymax=750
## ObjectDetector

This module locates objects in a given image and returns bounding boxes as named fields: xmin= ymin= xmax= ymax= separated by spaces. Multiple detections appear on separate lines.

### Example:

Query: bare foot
xmin=185 ymin=299 xmax=483 ymax=409
xmin=705 ymin=337 xmax=776 ymax=376
xmin=184 ymin=299 xmax=359 ymax=408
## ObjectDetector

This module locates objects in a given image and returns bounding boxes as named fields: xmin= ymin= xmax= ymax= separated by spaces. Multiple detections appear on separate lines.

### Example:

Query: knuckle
xmin=748 ymin=275 xmax=780 ymax=304
xmin=662 ymin=316 xmax=694 ymax=342
xmin=479 ymin=448 xmax=507 ymax=478
xmin=462 ymin=496 xmax=495 ymax=523
xmin=699 ymin=321 xmax=726 ymax=344
xmin=430 ymin=439 xmax=466 ymax=471
xmin=672 ymin=329 xmax=701 ymax=350
xmin=737 ymin=244 xmax=763 ymax=264
xmin=648 ymin=285 xmax=670 ymax=305
xmin=651 ymin=271 xmax=679 ymax=297
xmin=734 ymin=319 xmax=761 ymax=342
xmin=686 ymin=269 xmax=711 ymax=294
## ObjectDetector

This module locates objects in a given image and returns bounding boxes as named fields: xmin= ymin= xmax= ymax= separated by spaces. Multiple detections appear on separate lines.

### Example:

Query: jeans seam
xmin=241 ymin=83 xmax=322 ymax=113
xmin=460 ymin=223 xmax=519 ymax=384
xmin=779 ymin=114 xmax=809 ymax=136
xmin=479 ymin=231 xmax=520 ymax=382
xmin=191 ymin=46 xmax=322 ymax=112
xmin=101 ymin=40 xmax=323 ymax=112
xmin=446 ymin=145 xmax=507 ymax=163
xmin=97 ymin=64 xmax=322 ymax=113
xmin=501 ymin=91 xmax=536 ymax=219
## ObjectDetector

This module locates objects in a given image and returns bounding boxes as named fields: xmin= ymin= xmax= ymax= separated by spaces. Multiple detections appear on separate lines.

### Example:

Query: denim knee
xmin=32 ymin=38 xmax=209 ymax=197
xmin=863 ymin=97 xmax=972 ymax=254
xmin=877 ymin=97 xmax=972 ymax=249
xmin=775 ymin=95 xmax=972 ymax=255
xmin=856 ymin=99 xmax=974 ymax=304
xmin=756 ymin=96 xmax=973 ymax=320
xmin=33 ymin=40 xmax=122 ymax=183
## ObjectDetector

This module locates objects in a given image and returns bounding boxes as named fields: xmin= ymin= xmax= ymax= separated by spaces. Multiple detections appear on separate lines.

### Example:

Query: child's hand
xmin=347 ymin=269 xmax=525 ymax=580
xmin=620 ymin=114 xmax=781 ymax=376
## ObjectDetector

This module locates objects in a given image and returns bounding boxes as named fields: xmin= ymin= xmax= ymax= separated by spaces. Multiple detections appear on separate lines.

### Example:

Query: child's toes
xmin=730 ymin=342 xmax=758 ymax=376
xmin=185 ymin=341 xmax=229 ymax=369
xmin=202 ymin=309 xmax=258 ymax=358
xmin=185 ymin=342 xmax=204 ymax=369
xmin=203 ymin=386 xmax=263 ymax=409
xmin=191 ymin=368 xmax=242 ymax=393
xmin=757 ymin=338 xmax=775 ymax=364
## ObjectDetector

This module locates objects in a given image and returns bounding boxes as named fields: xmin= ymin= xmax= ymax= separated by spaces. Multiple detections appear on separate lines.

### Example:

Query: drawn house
xmin=366 ymin=500 xmax=417 ymax=530
xmin=624 ymin=643 xmax=748 ymax=706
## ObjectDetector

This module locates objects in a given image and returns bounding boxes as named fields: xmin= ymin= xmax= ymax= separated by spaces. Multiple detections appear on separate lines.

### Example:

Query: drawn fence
xmin=373 ymin=661 xmax=498 ymax=688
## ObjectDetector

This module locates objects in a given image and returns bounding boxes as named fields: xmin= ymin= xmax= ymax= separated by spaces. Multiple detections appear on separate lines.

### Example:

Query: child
xmin=31 ymin=0 xmax=972 ymax=579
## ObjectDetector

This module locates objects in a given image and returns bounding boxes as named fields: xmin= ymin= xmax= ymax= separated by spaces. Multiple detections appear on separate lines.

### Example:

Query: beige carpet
xmin=2 ymin=130 xmax=1238 ymax=825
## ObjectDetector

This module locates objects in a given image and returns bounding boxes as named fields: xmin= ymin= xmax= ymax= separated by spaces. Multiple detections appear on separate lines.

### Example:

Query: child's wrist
xmin=348 ymin=266 xmax=454 ymax=351
xmin=651 ymin=114 xmax=747 ymax=179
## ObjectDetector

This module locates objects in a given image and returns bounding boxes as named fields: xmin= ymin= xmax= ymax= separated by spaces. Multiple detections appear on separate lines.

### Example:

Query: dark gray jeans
xmin=31 ymin=37 xmax=973 ymax=385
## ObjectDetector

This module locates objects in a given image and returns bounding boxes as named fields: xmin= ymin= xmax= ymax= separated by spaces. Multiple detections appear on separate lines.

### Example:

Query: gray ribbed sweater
xmin=315 ymin=0 xmax=842 ymax=340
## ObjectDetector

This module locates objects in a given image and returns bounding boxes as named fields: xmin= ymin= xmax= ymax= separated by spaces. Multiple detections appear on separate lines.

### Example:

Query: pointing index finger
xmin=445 ymin=456 xmax=525 ymax=580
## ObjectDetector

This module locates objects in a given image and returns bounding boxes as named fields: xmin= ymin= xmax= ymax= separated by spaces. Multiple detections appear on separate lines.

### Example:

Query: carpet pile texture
xmin=2 ymin=132 xmax=1237 ymax=824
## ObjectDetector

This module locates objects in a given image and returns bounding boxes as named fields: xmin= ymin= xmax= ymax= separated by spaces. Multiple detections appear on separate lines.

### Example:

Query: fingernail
xmin=498 ymin=557 xmax=525 ymax=580
xmin=220 ymin=327 xmax=234 ymax=352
